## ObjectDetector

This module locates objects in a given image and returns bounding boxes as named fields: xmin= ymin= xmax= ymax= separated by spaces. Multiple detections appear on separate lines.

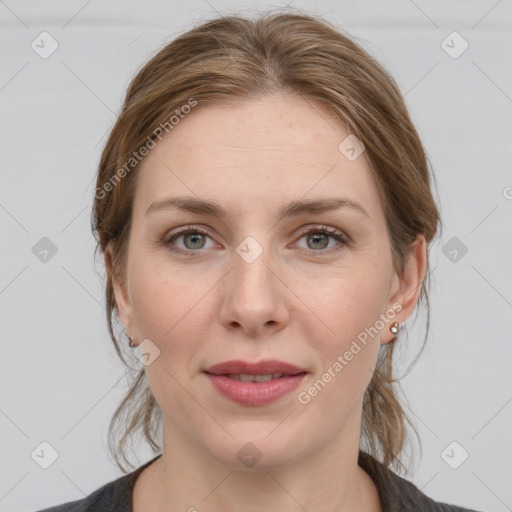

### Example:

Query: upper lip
xmin=204 ymin=360 xmax=307 ymax=376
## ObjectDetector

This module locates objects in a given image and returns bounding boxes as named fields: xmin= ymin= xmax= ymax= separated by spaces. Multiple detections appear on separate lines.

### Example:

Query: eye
xmin=163 ymin=227 xmax=217 ymax=254
xmin=294 ymin=225 xmax=348 ymax=253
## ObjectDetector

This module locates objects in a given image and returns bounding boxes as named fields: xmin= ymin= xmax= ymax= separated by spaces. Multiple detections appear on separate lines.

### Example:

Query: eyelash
xmin=162 ymin=225 xmax=348 ymax=256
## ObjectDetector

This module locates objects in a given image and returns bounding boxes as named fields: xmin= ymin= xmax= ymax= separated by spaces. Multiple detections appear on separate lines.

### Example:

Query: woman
xmin=38 ymin=9 xmax=481 ymax=512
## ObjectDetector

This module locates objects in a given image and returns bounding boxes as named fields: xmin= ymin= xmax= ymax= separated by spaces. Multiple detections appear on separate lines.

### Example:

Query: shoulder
xmin=395 ymin=475 xmax=483 ymax=512
xmin=34 ymin=477 xmax=125 ymax=512
xmin=358 ymin=450 xmax=483 ymax=512
xmin=34 ymin=497 xmax=85 ymax=512
xmin=34 ymin=455 xmax=162 ymax=512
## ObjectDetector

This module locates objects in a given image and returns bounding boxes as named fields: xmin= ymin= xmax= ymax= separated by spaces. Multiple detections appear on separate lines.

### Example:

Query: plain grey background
xmin=1 ymin=1 xmax=511 ymax=511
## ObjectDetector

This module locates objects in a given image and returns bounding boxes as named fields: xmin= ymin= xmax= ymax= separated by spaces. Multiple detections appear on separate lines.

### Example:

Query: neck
xmin=134 ymin=415 xmax=382 ymax=512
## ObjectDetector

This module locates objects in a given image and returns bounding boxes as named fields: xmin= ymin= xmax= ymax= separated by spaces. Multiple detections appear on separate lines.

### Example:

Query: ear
xmin=381 ymin=234 xmax=428 ymax=344
xmin=104 ymin=242 xmax=134 ymax=336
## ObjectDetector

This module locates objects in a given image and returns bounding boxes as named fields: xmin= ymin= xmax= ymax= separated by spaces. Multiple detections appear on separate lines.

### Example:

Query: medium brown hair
xmin=92 ymin=8 xmax=441 ymax=475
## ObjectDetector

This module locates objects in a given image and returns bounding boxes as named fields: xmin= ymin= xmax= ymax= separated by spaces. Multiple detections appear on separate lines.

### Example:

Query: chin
xmin=203 ymin=429 xmax=305 ymax=471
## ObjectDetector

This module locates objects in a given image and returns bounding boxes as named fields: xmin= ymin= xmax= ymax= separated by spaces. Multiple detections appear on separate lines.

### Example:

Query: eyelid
xmin=294 ymin=224 xmax=348 ymax=242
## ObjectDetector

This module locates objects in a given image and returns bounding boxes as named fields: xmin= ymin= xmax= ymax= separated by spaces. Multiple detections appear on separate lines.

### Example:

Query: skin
xmin=106 ymin=93 xmax=427 ymax=512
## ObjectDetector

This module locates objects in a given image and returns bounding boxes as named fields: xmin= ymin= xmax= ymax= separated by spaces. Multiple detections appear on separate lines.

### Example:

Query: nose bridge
xmin=233 ymin=235 xmax=275 ymax=304
xmin=220 ymin=234 xmax=288 ymax=335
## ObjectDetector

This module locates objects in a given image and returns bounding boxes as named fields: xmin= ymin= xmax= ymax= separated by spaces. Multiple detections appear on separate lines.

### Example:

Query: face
xmin=109 ymin=94 xmax=425 ymax=470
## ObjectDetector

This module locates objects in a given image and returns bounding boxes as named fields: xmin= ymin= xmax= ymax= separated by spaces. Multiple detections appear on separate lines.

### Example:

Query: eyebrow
xmin=145 ymin=195 xmax=369 ymax=221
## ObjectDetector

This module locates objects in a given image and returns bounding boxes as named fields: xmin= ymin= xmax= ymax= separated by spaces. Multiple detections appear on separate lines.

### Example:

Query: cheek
xmin=299 ymin=264 xmax=387 ymax=349
xmin=129 ymin=258 xmax=218 ymax=377
xmin=298 ymin=295 xmax=381 ymax=421
xmin=294 ymin=266 xmax=386 ymax=404
xmin=129 ymin=252 xmax=208 ymax=337
xmin=129 ymin=269 xmax=209 ymax=418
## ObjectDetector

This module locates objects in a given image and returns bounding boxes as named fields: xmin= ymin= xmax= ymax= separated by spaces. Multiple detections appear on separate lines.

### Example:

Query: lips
xmin=203 ymin=360 xmax=308 ymax=406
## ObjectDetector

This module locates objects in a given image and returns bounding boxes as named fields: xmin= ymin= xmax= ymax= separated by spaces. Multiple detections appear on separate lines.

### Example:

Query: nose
xmin=219 ymin=243 xmax=290 ymax=338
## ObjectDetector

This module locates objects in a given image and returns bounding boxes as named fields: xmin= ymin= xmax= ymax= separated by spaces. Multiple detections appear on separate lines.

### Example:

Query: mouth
xmin=203 ymin=360 xmax=308 ymax=406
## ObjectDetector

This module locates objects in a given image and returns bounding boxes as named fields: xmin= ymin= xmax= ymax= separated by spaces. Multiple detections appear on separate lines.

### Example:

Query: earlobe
xmin=381 ymin=234 xmax=428 ymax=344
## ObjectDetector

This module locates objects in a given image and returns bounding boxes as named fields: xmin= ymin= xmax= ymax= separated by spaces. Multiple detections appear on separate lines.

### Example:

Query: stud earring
xmin=389 ymin=321 xmax=404 ymax=335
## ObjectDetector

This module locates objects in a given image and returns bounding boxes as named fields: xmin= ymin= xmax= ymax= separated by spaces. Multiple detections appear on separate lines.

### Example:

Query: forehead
xmin=134 ymin=95 xmax=384 ymax=220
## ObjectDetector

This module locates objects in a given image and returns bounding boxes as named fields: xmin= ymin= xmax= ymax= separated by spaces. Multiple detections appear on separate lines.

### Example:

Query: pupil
xmin=185 ymin=233 xmax=205 ymax=249
xmin=309 ymin=233 xmax=328 ymax=249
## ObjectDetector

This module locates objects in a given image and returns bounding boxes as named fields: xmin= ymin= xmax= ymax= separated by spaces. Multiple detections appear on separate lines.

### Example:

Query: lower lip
xmin=205 ymin=373 xmax=307 ymax=406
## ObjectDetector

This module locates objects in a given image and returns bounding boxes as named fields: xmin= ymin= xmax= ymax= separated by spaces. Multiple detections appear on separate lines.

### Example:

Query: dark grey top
xmin=35 ymin=451 xmax=482 ymax=512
